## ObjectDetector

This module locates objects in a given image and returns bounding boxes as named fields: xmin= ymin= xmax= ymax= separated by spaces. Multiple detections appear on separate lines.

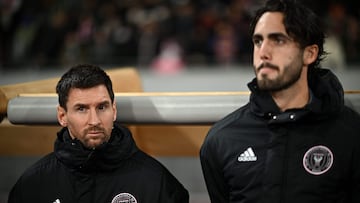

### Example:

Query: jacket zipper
xmin=280 ymin=128 xmax=289 ymax=203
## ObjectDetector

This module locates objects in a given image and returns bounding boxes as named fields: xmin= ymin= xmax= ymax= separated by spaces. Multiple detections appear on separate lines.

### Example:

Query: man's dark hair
xmin=249 ymin=0 xmax=327 ymax=69
xmin=56 ymin=64 xmax=114 ymax=110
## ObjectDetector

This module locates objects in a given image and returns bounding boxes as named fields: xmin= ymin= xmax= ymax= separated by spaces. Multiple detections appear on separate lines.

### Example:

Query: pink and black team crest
xmin=111 ymin=193 xmax=137 ymax=203
xmin=303 ymin=145 xmax=333 ymax=175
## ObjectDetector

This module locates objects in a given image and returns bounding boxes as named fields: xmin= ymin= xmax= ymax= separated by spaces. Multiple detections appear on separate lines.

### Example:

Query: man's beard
xmin=255 ymin=61 xmax=303 ymax=92
xmin=82 ymin=126 xmax=109 ymax=149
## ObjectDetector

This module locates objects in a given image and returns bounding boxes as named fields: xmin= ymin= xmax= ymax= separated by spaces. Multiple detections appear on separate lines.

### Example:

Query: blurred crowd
xmin=1 ymin=0 xmax=360 ymax=70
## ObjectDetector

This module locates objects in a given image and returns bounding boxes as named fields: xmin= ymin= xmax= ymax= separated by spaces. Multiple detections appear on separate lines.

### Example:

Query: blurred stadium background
xmin=1 ymin=0 xmax=360 ymax=203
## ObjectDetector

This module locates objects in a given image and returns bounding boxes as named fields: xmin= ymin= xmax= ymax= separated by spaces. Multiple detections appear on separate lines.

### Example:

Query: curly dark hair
xmin=249 ymin=0 xmax=327 ymax=69
xmin=56 ymin=64 xmax=114 ymax=110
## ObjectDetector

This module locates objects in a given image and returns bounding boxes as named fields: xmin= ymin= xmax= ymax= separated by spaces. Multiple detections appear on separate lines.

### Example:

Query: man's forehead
xmin=254 ymin=12 xmax=286 ymax=35
xmin=67 ymin=86 xmax=112 ymax=104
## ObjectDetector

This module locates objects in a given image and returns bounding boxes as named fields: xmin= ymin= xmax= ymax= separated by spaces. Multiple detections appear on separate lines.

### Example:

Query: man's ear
xmin=112 ymin=101 xmax=117 ymax=122
xmin=57 ymin=105 xmax=67 ymax=127
xmin=303 ymin=44 xmax=319 ymax=66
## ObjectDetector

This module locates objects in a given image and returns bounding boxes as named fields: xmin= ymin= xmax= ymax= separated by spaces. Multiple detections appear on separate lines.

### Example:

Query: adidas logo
xmin=238 ymin=147 xmax=257 ymax=162
xmin=53 ymin=199 xmax=60 ymax=203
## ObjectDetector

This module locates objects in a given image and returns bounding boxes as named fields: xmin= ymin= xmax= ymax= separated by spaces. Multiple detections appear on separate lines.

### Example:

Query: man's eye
xmin=77 ymin=107 xmax=85 ymax=112
xmin=253 ymin=39 xmax=262 ymax=46
xmin=276 ymin=38 xmax=285 ymax=44
xmin=98 ymin=104 xmax=107 ymax=111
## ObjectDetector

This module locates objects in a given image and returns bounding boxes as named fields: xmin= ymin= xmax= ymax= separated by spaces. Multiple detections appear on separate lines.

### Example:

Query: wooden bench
xmin=1 ymin=68 xmax=360 ymax=157
xmin=0 ymin=68 xmax=212 ymax=156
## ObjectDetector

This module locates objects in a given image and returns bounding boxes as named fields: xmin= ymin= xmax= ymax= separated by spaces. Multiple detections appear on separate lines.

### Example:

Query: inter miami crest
xmin=303 ymin=145 xmax=333 ymax=175
xmin=111 ymin=193 xmax=137 ymax=203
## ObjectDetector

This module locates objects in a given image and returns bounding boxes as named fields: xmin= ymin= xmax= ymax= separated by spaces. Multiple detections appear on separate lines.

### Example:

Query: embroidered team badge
xmin=111 ymin=193 xmax=137 ymax=203
xmin=303 ymin=145 xmax=333 ymax=175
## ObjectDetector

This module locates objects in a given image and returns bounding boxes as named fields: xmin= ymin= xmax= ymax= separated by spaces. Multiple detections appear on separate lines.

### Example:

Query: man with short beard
xmin=200 ymin=0 xmax=360 ymax=202
xmin=8 ymin=64 xmax=189 ymax=203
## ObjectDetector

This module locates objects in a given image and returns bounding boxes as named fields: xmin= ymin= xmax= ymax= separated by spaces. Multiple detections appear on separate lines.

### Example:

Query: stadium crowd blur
xmin=1 ymin=0 xmax=360 ymax=70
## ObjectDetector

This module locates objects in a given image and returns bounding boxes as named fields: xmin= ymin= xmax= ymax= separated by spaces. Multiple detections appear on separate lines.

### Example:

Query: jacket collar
xmin=247 ymin=68 xmax=344 ymax=120
xmin=54 ymin=123 xmax=138 ymax=173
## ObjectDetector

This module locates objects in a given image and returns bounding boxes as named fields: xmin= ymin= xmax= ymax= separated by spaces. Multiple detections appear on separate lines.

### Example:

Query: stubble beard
xmin=255 ymin=61 xmax=303 ymax=92
xmin=82 ymin=126 xmax=111 ymax=149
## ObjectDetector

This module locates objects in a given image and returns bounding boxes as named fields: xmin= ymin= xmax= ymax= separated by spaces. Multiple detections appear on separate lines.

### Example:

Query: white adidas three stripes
xmin=238 ymin=147 xmax=257 ymax=162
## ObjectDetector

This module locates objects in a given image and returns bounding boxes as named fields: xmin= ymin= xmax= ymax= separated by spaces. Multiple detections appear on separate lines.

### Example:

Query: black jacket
xmin=8 ymin=123 xmax=189 ymax=203
xmin=200 ymin=68 xmax=360 ymax=203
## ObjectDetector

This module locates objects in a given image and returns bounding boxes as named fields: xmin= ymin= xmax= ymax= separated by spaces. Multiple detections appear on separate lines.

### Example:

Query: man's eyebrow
xmin=268 ymin=32 xmax=292 ymax=40
xmin=72 ymin=100 xmax=111 ymax=108
xmin=73 ymin=103 xmax=88 ymax=108
xmin=252 ymin=34 xmax=263 ymax=39
xmin=253 ymin=32 xmax=290 ymax=39
xmin=99 ymin=100 xmax=111 ymax=106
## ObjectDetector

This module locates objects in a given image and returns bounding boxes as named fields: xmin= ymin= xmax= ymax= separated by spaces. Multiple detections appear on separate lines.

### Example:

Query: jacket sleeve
xmin=200 ymin=134 xmax=229 ymax=202
xmin=350 ymin=138 xmax=360 ymax=202
xmin=342 ymin=109 xmax=360 ymax=202
xmin=158 ymin=168 xmax=189 ymax=203
xmin=8 ymin=177 xmax=23 ymax=203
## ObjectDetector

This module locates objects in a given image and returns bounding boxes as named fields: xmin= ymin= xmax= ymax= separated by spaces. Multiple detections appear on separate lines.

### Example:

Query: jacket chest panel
xmin=223 ymin=122 xmax=350 ymax=202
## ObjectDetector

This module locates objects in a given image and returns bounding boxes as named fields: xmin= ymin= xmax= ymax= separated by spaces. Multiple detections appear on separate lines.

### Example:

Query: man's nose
xmin=259 ymin=40 xmax=272 ymax=61
xmin=88 ymin=109 xmax=100 ymax=125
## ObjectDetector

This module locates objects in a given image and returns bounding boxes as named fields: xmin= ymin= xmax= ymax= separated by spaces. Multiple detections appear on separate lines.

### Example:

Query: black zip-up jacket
xmin=8 ymin=123 xmax=189 ymax=203
xmin=200 ymin=68 xmax=360 ymax=203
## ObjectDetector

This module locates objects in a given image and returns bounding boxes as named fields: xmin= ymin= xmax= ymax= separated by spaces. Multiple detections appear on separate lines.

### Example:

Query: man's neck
xmin=271 ymin=77 xmax=309 ymax=112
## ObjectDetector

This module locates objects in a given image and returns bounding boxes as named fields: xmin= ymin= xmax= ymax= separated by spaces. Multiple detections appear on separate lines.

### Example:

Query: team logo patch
xmin=111 ymin=193 xmax=137 ymax=203
xmin=303 ymin=145 xmax=333 ymax=175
